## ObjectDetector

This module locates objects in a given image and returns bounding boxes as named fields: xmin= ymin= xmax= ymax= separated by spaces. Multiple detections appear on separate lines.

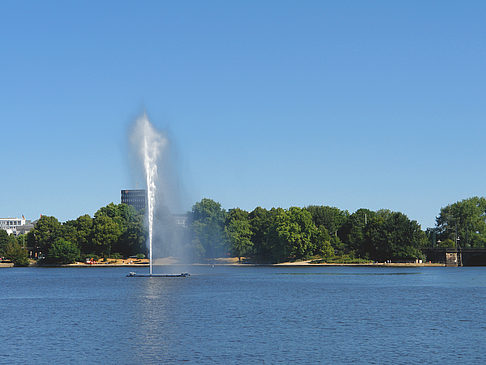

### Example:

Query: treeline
xmin=190 ymin=196 xmax=486 ymax=263
xmin=432 ymin=196 xmax=486 ymax=248
xmin=190 ymin=199 xmax=427 ymax=263
xmin=2 ymin=196 xmax=485 ymax=266
xmin=0 ymin=203 xmax=147 ymax=266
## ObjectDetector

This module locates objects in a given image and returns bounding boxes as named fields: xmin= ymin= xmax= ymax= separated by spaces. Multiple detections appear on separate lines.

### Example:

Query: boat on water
xmin=127 ymin=272 xmax=190 ymax=278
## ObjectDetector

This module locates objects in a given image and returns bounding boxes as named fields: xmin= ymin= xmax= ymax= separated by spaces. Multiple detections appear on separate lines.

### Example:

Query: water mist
xmin=129 ymin=113 xmax=191 ymax=277
xmin=130 ymin=114 xmax=167 ymax=275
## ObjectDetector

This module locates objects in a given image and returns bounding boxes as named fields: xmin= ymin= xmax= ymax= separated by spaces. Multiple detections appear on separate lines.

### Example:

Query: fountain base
xmin=127 ymin=272 xmax=190 ymax=278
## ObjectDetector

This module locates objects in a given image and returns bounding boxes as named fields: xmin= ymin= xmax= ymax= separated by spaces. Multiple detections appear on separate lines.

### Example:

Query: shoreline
xmin=14 ymin=261 xmax=445 ymax=268
xmin=1 ymin=257 xmax=446 ymax=268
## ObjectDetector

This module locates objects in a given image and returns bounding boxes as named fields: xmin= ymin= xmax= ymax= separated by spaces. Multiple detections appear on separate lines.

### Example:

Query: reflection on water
xmin=277 ymin=272 xmax=421 ymax=276
xmin=130 ymin=277 xmax=172 ymax=363
xmin=151 ymin=264 xmax=192 ymax=276
xmin=2 ymin=266 xmax=486 ymax=364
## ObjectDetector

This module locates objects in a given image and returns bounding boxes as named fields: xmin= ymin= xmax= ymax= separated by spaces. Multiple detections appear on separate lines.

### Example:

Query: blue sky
xmin=1 ymin=1 xmax=485 ymax=228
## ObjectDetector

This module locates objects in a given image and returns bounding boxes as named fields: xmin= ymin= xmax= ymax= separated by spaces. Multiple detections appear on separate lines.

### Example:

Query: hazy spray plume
xmin=130 ymin=113 xmax=190 ymax=273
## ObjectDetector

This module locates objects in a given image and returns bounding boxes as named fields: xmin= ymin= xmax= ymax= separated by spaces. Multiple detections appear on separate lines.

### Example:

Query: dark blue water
xmin=1 ymin=266 xmax=486 ymax=364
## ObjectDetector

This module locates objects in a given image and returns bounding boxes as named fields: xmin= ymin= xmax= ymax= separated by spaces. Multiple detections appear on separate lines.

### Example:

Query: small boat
xmin=127 ymin=272 xmax=190 ymax=278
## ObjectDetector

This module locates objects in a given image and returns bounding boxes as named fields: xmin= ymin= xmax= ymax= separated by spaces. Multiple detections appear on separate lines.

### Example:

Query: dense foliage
xmin=188 ymin=199 xmax=427 ymax=263
xmin=190 ymin=198 xmax=227 ymax=259
xmin=435 ymin=197 xmax=486 ymax=248
xmin=9 ymin=196 xmax=485 ymax=265
xmin=45 ymin=239 xmax=81 ymax=264
xmin=27 ymin=203 xmax=146 ymax=264
xmin=0 ymin=230 xmax=29 ymax=266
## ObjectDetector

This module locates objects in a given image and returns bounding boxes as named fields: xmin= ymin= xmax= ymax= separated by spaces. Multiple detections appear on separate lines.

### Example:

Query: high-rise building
xmin=121 ymin=189 xmax=147 ymax=211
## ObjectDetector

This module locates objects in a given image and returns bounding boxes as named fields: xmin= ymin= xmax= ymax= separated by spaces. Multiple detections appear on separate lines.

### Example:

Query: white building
xmin=174 ymin=214 xmax=188 ymax=227
xmin=0 ymin=217 xmax=29 ymax=236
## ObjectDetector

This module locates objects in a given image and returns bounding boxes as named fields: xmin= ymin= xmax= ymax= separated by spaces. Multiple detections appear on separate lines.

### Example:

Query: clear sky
xmin=1 ymin=1 xmax=485 ymax=228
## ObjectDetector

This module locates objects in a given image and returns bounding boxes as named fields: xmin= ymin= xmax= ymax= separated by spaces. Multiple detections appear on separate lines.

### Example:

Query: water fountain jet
xmin=127 ymin=113 xmax=189 ymax=278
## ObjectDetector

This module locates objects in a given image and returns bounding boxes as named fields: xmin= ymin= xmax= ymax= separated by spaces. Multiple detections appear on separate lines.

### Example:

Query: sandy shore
xmin=199 ymin=257 xmax=445 ymax=267
xmin=181 ymin=257 xmax=445 ymax=267
xmin=3 ymin=257 xmax=444 ymax=268
xmin=272 ymin=260 xmax=444 ymax=267
xmin=65 ymin=258 xmax=150 ymax=267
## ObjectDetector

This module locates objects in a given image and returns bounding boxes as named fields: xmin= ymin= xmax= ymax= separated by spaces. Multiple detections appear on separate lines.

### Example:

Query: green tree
xmin=437 ymin=238 xmax=455 ymax=248
xmin=285 ymin=207 xmax=318 ymax=259
xmin=436 ymin=197 xmax=486 ymax=248
xmin=95 ymin=202 xmax=121 ymax=220
xmin=364 ymin=211 xmax=391 ymax=261
xmin=26 ymin=230 xmax=36 ymax=256
xmin=0 ymin=229 xmax=12 ymax=256
xmin=306 ymin=205 xmax=349 ymax=237
xmin=4 ymin=239 xmax=29 ymax=266
xmin=249 ymin=207 xmax=271 ymax=262
xmin=72 ymin=214 xmax=94 ymax=254
xmin=92 ymin=215 xmax=121 ymax=257
xmin=60 ymin=223 xmax=78 ymax=245
xmin=95 ymin=203 xmax=146 ymax=257
xmin=46 ymin=239 xmax=81 ymax=264
xmin=265 ymin=207 xmax=319 ymax=262
xmin=313 ymin=226 xmax=334 ymax=259
xmin=31 ymin=216 xmax=62 ymax=256
xmin=365 ymin=210 xmax=427 ymax=261
xmin=339 ymin=209 xmax=376 ymax=258
xmin=388 ymin=210 xmax=428 ymax=260
xmin=116 ymin=216 xmax=146 ymax=257
xmin=264 ymin=208 xmax=289 ymax=262
xmin=190 ymin=198 xmax=228 ymax=259
xmin=225 ymin=208 xmax=253 ymax=262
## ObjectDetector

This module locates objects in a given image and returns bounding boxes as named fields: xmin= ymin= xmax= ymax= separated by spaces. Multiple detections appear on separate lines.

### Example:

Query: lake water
xmin=1 ymin=266 xmax=486 ymax=364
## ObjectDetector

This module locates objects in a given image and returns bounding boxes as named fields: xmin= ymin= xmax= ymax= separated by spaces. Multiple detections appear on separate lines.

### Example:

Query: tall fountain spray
xmin=131 ymin=113 xmax=167 ymax=275
xmin=127 ymin=113 xmax=190 ymax=278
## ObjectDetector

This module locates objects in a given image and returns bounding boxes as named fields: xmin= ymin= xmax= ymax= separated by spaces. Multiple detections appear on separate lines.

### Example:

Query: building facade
xmin=173 ymin=214 xmax=188 ymax=227
xmin=121 ymin=189 xmax=147 ymax=211
xmin=0 ymin=217 xmax=33 ymax=236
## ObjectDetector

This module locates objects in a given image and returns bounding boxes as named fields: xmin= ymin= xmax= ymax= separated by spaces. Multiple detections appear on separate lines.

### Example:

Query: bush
xmin=136 ymin=253 xmax=146 ymax=259
xmin=86 ymin=254 xmax=100 ymax=261
xmin=111 ymin=252 xmax=122 ymax=259
xmin=310 ymin=255 xmax=373 ymax=264
xmin=437 ymin=238 xmax=455 ymax=248
xmin=46 ymin=239 xmax=80 ymax=264
xmin=4 ymin=241 xmax=30 ymax=266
